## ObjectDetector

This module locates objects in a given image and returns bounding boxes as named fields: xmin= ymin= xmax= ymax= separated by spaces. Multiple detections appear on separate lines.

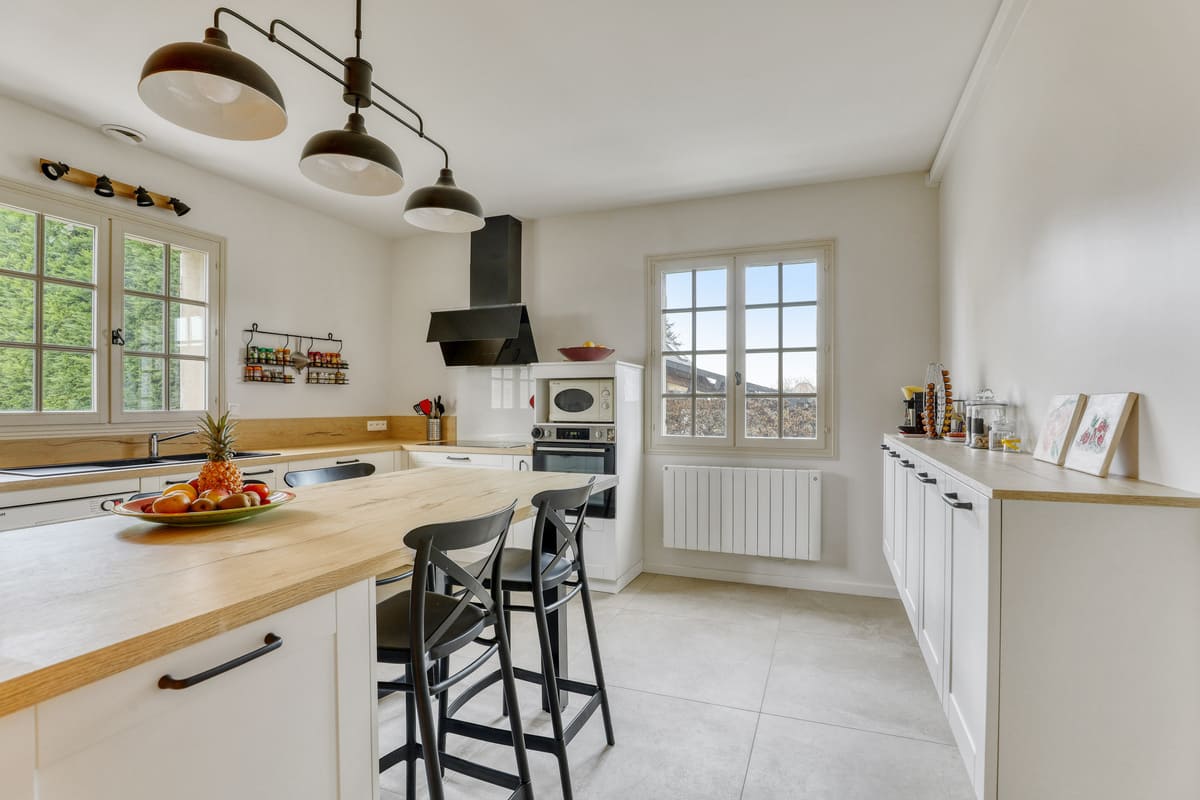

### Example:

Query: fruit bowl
xmin=112 ymin=491 xmax=295 ymax=527
xmin=558 ymin=346 xmax=614 ymax=362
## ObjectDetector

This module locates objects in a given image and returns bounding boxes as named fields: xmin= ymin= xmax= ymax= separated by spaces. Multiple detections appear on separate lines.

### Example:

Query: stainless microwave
xmin=547 ymin=379 xmax=614 ymax=423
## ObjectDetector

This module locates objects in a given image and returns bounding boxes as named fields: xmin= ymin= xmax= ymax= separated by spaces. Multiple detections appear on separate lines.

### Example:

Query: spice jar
xmin=989 ymin=416 xmax=1014 ymax=451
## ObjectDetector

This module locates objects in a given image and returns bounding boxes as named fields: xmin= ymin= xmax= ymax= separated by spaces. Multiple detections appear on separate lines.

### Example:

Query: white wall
xmin=939 ymin=0 xmax=1200 ymax=490
xmin=0 ymin=94 xmax=394 ymax=420
xmin=395 ymin=174 xmax=940 ymax=595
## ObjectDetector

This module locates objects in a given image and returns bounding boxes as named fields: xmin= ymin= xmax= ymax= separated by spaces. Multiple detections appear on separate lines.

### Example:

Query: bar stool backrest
xmin=529 ymin=478 xmax=597 ymax=589
xmin=403 ymin=500 xmax=517 ymax=658
xmin=284 ymin=462 xmax=375 ymax=487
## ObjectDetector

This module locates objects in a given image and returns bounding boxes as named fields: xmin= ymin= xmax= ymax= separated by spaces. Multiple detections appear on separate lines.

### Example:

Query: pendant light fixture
xmin=138 ymin=2 xmax=485 ymax=231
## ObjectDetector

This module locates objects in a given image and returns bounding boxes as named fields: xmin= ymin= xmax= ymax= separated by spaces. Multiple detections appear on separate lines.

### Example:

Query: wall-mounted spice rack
xmin=241 ymin=323 xmax=349 ymax=387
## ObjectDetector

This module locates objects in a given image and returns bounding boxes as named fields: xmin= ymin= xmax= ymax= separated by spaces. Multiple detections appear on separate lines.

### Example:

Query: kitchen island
xmin=0 ymin=466 xmax=616 ymax=800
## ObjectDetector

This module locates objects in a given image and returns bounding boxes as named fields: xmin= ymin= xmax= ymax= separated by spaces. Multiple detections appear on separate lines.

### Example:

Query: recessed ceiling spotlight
xmin=99 ymin=124 xmax=146 ymax=145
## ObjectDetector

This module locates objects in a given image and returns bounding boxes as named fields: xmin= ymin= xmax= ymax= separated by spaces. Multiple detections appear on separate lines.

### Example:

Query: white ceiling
xmin=1 ymin=1 xmax=999 ymax=237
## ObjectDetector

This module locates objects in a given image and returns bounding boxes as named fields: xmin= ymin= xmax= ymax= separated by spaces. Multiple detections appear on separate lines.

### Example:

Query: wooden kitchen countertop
xmin=884 ymin=433 xmax=1200 ymax=507
xmin=0 ymin=467 xmax=616 ymax=717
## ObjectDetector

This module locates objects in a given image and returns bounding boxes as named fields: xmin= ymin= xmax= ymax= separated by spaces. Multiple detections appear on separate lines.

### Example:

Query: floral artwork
xmin=1063 ymin=393 xmax=1137 ymax=477
xmin=1033 ymin=394 xmax=1085 ymax=466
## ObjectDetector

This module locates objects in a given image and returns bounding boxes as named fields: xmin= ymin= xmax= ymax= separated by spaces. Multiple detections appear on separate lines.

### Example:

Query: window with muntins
xmin=0 ymin=184 xmax=221 ymax=428
xmin=649 ymin=243 xmax=832 ymax=453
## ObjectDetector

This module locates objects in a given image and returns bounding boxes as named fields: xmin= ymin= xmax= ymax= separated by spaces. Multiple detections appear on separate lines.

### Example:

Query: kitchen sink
xmin=0 ymin=452 xmax=280 ymax=478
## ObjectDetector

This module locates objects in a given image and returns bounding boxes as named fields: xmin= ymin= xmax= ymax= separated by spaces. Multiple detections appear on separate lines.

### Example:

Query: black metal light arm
xmin=211 ymin=4 xmax=452 ymax=169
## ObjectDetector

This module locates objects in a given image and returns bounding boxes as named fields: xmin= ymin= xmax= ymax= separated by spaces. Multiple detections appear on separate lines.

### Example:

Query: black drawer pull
xmin=887 ymin=451 xmax=900 ymax=459
xmin=879 ymin=444 xmax=889 ymax=451
xmin=243 ymin=469 xmax=275 ymax=477
xmin=916 ymin=472 xmax=937 ymax=485
xmin=447 ymin=456 xmax=471 ymax=462
xmin=941 ymin=492 xmax=973 ymax=510
xmin=900 ymin=460 xmax=914 ymax=469
xmin=158 ymin=633 xmax=282 ymax=690
xmin=335 ymin=458 xmax=360 ymax=465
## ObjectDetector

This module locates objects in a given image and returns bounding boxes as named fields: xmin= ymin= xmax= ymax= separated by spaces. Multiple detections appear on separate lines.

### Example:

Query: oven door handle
xmin=534 ymin=446 xmax=608 ymax=454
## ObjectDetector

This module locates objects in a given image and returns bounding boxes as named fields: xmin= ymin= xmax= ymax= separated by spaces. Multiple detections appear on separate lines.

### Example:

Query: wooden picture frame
xmin=1033 ymin=394 xmax=1085 ymax=466
xmin=1063 ymin=393 xmax=1137 ymax=477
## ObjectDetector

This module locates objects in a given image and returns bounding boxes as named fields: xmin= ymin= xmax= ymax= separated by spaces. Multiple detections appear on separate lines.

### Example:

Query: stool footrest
xmin=380 ymin=736 xmax=530 ymax=795
xmin=512 ymin=665 xmax=600 ymax=697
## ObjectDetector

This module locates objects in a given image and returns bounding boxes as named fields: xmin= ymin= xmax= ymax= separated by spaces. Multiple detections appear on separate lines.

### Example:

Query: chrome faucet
xmin=149 ymin=429 xmax=198 ymax=460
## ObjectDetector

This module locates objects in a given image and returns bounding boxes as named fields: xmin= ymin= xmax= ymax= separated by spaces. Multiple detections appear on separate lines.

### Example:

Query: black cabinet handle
xmin=243 ymin=469 xmax=275 ymax=477
xmin=916 ymin=472 xmax=937 ymax=485
xmin=158 ymin=633 xmax=282 ymax=690
xmin=880 ymin=444 xmax=889 ymax=451
xmin=447 ymin=456 xmax=471 ymax=462
xmin=941 ymin=492 xmax=973 ymax=510
xmin=335 ymin=458 xmax=360 ymax=465
xmin=887 ymin=451 xmax=900 ymax=459
xmin=900 ymin=460 xmax=914 ymax=469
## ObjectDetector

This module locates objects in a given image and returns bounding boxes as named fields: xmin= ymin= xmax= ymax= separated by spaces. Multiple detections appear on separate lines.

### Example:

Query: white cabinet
xmin=901 ymin=457 xmax=923 ymax=629
xmin=916 ymin=464 xmax=948 ymax=697
xmin=889 ymin=450 xmax=908 ymax=604
xmin=35 ymin=582 xmax=373 ymax=800
xmin=0 ymin=709 xmax=34 ymax=800
xmin=509 ymin=454 xmax=535 ymax=546
xmin=942 ymin=477 xmax=991 ymax=797
xmin=408 ymin=451 xmax=512 ymax=470
xmin=139 ymin=462 xmax=284 ymax=493
xmin=1 ymin=478 xmax=139 ymax=532
xmin=882 ymin=445 xmax=897 ymax=565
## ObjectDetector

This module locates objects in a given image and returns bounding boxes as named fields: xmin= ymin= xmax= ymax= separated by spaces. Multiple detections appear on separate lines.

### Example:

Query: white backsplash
xmin=452 ymin=366 xmax=534 ymax=441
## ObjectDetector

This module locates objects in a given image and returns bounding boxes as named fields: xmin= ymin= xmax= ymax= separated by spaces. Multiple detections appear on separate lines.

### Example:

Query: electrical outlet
xmin=367 ymin=420 xmax=388 ymax=432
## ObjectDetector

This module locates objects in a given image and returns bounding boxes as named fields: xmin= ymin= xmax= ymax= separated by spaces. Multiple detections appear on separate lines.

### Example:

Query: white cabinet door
xmin=943 ymin=477 xmax=990 ymax=797
xmin=882 ymin=444 xmax=896 ymax=564
xmin=917 ymin=465 xmax=948 ymax=697
xmin=239 ymin=463 xmax=282 ymax=492
xmin=0 ymin=709 xmax=34 ymax=800
xmin=408 ymin=451 xmax=512 ymax=470
xmin=140 ymin=463 xmax=284 ymax=493
xmin=36 ymin=588 xmax=368 ymax=800
xmin=901 ymin=456 xmax=923 ymax=630
xmin=889 ymin=450 xmax=909 ymax=591
xmin=513 ymin=455 xmax=532 ymax=472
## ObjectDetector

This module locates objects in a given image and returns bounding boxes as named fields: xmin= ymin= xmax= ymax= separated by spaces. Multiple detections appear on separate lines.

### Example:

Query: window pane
xmin=169 ymin=302 xmax=207 ymax=355
xmin=42 ymin=351 xmax=93 ymax=411
xmin=44 ymin=217 xmax=95 ymax=283
xmin=663 ymin=271 xmax=691 ymax=309
xmin=783 ymin=261 xmax=817 ymax=303
xmin=663 ymin=311 xmax=691 ymax=351
xmin=695 ymin=269 xmax=726 ymax=307
xmin=0 ymin=206 xmax=35 ymax=274
xmin=663 ymin=397 xmax=692 ymax=436
xmin=745 ymin=352 xmax=778 ymax=393
xmin=694 ymin=354 xmax=726 ymax=394
xmin=170 ymin=359 xmax=207 ymax=411
xmin=170 ymin=246 xmax=208 ymax=300
xmin=42 ymin=284 xmax=94 ymax=347
xmin=663 ymin=355 xmax=691 ymax=393
xmin=124 ymin=236 xmax=165 ymax=294
xmin=783 ymin=351 xmax=818 ymax=393
xmin=745 ymin=264 xmax=778 ymax=305
xmin=124 ymin=295 xmax=165 ymax=352
xmin=783 ymin=397 xmax=818 ymax=439
xmin=695 ymin=310 xmax=726 ymax=351
xmin=0 ymin=347 xmax=34 ymax=411
xmin=0 ymin=274 xmax=35 ymax=343
xmin=745 ymin=397 xmax=780 ymax=438
xmin=745 ymin=307 xmax=778 ymax=349
xmin=695 ymin=397 xmax=726 ymax=437
xmin=783 ymin=305 xmax=817 ymax=348
xmin=123 ymin=356 xmax=165 ymax=411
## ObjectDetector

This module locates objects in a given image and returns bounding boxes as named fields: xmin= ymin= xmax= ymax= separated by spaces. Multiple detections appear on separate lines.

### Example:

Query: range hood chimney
xmin=426 ymin=215 xmax=539 ymax=366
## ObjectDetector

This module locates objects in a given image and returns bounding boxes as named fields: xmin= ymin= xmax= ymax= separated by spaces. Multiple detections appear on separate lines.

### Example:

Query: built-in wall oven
xmin=531 ymin=424 xmax=616 ymax=519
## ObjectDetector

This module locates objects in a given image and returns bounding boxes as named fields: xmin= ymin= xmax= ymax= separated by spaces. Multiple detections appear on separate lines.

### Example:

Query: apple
xmin=200 ymin=488 xmax=230 ymax=503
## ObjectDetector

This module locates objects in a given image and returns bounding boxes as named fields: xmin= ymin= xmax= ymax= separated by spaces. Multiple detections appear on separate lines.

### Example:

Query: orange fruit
xmin=164 ymin=483 xmax=198 ymax=502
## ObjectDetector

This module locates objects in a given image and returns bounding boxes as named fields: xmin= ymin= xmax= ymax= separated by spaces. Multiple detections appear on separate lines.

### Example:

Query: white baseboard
xmin=642 ymin=560 xmax=899 ymax=599
xmin=591 ymin=560 xmax=644 ymax=594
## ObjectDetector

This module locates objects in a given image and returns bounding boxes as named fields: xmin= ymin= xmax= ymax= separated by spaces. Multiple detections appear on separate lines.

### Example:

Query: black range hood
xmin=426 ymin=215 xmax=539 ymax=366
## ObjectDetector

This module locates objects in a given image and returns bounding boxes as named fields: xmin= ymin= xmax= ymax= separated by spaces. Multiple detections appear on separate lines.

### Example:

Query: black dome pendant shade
xmin=403 ymin=168 xmax=485 ymax=233
xmin=138 ymin=26 xmax=287 ymax=141
xmin=298 ymin=112 xmax=404 ymax=196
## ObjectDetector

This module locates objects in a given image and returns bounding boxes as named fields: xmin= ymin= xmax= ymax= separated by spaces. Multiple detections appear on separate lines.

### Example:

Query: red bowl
xmin=558 ymin=346 xmax=614 ymax=362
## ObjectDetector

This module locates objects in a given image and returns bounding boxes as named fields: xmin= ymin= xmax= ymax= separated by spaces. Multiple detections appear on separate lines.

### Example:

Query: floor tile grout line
xmin=738 ymin=712 xmax=764 ymax=800
xmin=755 ymin=708 xmax=959 ymax=748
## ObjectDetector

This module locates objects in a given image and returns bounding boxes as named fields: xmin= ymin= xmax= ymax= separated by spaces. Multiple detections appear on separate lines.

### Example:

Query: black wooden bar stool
xmin=443 ymin=479 xmax=614 ymax=800
xmin=375 ymin=501 xmax=534 ymax=800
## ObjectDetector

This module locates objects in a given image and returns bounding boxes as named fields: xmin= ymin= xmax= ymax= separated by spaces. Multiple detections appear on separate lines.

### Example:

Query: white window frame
xmin=646 ymin=240 xmax=835 ymax=457
xmin=0 ymin=178 xmax=224 ymax=435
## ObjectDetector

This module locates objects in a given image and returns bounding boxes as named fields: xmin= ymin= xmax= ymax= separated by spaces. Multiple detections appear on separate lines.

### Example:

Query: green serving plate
xmin=112 ymin=491 xmax=295 ymax=526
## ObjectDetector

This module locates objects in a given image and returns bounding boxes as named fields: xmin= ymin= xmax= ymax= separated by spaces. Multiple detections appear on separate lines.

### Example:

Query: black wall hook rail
xmin=243 ymin=323 xmax=343 ymax=353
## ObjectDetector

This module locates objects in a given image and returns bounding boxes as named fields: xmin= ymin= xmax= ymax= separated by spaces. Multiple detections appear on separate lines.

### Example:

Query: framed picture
xmin=1063 ymin=393 xmax=1138 ymax=477
xmin=1033 ymin=394 xmax=1085 ymax=466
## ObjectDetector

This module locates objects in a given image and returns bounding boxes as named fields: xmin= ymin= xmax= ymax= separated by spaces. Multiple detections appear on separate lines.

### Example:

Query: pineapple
xmin=196 ymin=411 xmax=244 ymax=494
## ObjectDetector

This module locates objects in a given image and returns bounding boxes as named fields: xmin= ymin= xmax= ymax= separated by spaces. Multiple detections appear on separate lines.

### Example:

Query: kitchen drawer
xmin=0 ymin=485 xmax=139 ymax=532
xmin=286 ymin=450 xmax=394 ymax=479
xmin=0 ymin=709 xmax=34 ymax=800
xmin=0 ymin=477 xmax=139 ymax=511
xmin=408 ymin=451 xmax=511 ymax=470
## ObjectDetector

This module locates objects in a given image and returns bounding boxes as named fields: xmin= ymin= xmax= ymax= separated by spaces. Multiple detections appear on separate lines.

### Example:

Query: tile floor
xmin=378 ymin=573 xmax=975 ymax=800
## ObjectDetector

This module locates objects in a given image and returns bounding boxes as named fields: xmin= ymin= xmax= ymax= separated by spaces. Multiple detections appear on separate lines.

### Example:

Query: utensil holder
xmin=426 ymin=417 xmax=441 ymax=441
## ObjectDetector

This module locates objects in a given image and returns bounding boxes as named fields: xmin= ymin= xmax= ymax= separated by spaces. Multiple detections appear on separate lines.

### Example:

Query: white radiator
xmin=662 ymin=466 xmax=821 ymax=560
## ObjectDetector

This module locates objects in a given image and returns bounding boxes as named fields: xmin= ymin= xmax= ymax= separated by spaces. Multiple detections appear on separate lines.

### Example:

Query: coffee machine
xmin=900 ymin=386 xmax=924 ymax=433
